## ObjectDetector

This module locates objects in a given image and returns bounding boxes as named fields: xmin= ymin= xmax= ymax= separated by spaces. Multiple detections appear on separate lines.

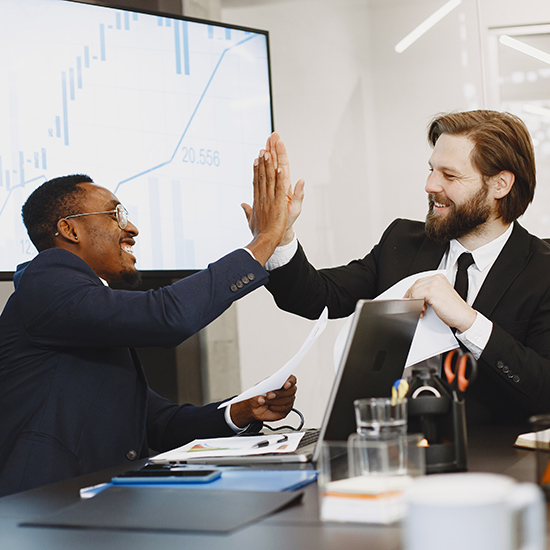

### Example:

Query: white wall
xmin=0 ymin=281 xmax=13 ymax=310
xmin=218 ymin=0 xmax=550 ymax=427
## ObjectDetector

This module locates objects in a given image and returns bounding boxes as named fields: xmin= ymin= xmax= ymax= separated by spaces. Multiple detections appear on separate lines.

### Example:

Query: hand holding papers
xmin=377 ymin=270 xmax=459 ymax=367
xmin=333 ymin=271 xmax=459 ymax=371
xmin=220 ymin=307 xmax=328 ymax=409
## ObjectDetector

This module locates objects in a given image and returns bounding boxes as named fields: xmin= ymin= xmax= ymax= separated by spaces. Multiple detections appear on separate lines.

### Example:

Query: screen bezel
xmin=0 ymin=0 xmax=274 ymax=282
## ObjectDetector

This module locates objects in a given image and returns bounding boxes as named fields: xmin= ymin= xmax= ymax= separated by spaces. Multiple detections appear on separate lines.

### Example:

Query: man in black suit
xmin=253 ymin=111 xmax=550 ymax=426
xmin=0 ymin=147 xmax=297 ymax=496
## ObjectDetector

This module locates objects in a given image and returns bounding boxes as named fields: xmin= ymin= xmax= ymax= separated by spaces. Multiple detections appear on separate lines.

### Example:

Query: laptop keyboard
xmin=296 ymin=429 xmax=320 ymax=450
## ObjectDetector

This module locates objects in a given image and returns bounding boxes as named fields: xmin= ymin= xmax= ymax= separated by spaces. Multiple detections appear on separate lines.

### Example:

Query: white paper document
xmin=333 ymin=271 xmax=459 ymax=370
xmin=219 ymin=307 xmax=329 ymax=409
xmin=150 ymin=433 xmax=305 ymax=462
xmin=377 ymin=270 xmax=459 ymax=367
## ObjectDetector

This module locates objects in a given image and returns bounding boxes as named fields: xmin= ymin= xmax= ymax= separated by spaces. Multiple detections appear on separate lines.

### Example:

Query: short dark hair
xmin=428 ymin=110 xmax=536 ymax=223
xmin=22 ymin=174 xmax=93 ymax=251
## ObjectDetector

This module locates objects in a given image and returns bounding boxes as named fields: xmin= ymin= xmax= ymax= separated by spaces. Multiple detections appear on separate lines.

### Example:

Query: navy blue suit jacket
xmin=267 ymin=219 xmax=550 ymax=426
xmin=0 ymin=247 xmax=268 ymax=495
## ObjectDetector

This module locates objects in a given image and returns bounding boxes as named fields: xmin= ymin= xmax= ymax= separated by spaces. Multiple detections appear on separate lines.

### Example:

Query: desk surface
xmin=0 ymin=426 xmax=545 ymax=550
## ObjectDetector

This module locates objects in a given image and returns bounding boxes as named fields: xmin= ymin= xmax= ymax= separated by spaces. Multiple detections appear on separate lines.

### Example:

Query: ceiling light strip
xmin=499 ymin=35 xmax=550 ymax=66
xmin=395 ymin=0 xmax=462 ymax=54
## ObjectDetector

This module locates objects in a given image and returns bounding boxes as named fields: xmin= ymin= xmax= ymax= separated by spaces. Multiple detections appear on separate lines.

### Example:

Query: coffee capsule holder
xmin=406 ymin=366 xmax=468 ymax=474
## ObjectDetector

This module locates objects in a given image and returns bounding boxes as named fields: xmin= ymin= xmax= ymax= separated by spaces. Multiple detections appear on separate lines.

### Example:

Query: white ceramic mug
xmin=403 ymin=473 xmax=545 ymax=550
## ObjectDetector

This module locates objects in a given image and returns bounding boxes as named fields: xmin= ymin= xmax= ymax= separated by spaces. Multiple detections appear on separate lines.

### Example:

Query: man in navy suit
xmin=255 ymin=111 xmax=550 ymax=426
xmin=0 ymin=147 xmax=297 ymax=496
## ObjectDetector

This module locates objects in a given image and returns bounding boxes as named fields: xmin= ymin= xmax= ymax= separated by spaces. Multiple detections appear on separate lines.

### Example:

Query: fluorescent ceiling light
xmin=500 ymin=35 xmax=550 ymax=65
xmin=395 ymin=0 xmax=462 ymax=54
xmin=523 ymin=104 xmax=550 ymax=119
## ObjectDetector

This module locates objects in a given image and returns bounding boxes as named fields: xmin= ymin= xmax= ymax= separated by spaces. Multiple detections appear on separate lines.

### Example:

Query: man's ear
xmin=55 ymin=219 xmax=79 ymax=243
xmin=492 ymin=170 xmax=515 ymax=199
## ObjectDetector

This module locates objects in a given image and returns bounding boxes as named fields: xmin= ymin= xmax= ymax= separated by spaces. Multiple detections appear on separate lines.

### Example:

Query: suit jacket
xmin=267 ymin=219 xmax=550 ymax=426
xmin=0 ymin=247 xmax=268 ymax=496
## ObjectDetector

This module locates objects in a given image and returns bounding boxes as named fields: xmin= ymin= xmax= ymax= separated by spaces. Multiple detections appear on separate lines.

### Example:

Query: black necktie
xmin=454 ymin=252 xmax=475 ymax=302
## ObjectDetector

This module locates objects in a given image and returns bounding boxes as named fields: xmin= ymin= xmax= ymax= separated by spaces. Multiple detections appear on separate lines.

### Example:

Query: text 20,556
xmin=182 ymin=147 xmax=220 ymax=166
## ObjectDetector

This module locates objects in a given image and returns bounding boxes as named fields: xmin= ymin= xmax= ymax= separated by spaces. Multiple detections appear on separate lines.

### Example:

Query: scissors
xmin=444 ymin=349 xmax=477 ymax=395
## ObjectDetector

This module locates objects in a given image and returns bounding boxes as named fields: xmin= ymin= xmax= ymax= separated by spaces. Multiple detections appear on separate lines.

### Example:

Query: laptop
xmin=166 ymin=298 xmax=423 ymax=465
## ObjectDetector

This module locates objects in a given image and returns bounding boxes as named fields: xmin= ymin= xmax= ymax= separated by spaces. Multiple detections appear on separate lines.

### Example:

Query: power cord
xmin=263 ymin=408 xmax=304 ymax=432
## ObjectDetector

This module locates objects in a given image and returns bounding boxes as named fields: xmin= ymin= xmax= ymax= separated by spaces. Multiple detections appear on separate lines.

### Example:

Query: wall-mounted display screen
xmin=0 ymin=0 xmax=273 ymax=278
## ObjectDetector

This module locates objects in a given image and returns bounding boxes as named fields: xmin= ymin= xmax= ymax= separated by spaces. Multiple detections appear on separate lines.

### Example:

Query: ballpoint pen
xmin=253 ymin=435 xmax=288 ymax=448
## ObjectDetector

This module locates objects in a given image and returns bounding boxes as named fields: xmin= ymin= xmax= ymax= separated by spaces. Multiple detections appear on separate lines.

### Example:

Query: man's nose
xmin=125 ymin=220 xmax=139 ymax=236
xmin=425 ymin=171 xmax=443 ymax=194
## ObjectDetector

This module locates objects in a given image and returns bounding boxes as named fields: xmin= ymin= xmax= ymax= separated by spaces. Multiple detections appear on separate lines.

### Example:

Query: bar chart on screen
xmin=0 ymin=0 xmax=272 ymax=272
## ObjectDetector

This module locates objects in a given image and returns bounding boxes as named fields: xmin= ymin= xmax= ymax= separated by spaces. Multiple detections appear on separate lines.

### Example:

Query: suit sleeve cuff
xmin=456 ymin=311 xmax=493 ymax=360
xmin=264 ymin=237 xmax=298 ymax=271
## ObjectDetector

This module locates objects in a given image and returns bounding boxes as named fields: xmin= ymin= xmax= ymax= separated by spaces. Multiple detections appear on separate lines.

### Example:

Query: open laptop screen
xmin=320 ymin=299 xmax=423 ymax=446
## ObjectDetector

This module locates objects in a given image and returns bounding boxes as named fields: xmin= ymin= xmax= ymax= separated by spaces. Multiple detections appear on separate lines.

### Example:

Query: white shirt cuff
xmin=224 ymin=402 xmax=250 ymax=434
xmin=265 ymin=237 xmax=298 ymax=271
xmin=242 ymin=247 xmax=257 ymax=261
xmin=456 ymin=311 xmax=493 ymax=360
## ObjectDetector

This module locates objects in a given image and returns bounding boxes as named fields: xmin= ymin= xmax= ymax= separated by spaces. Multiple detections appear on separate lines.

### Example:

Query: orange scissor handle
xmin=444 ymin=349 xmax=475 ymax=393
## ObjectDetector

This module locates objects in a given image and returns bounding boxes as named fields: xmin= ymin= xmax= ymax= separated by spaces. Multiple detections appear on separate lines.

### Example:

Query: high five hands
xmin=242 ymin=133 xmax=305 ymax=263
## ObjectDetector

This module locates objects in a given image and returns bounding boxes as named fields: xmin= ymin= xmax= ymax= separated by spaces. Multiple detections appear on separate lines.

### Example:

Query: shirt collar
xmin=447 ymin=222 xmax=514 ymax=272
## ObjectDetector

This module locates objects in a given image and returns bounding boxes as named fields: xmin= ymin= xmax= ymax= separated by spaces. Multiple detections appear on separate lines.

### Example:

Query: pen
xmin=253 ymin=435 xmax=288 ymax=448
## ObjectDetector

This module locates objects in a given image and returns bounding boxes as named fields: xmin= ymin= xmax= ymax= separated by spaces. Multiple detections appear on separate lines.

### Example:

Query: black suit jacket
xmin=0 ymin=247 xmax=268 ymax=495
xmin=267 ymin=219 xmax=550 ymax=425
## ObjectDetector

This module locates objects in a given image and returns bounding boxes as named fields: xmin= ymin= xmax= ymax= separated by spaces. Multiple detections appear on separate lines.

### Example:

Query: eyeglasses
xmin=62 ymin=203 xmax=129 ymax=230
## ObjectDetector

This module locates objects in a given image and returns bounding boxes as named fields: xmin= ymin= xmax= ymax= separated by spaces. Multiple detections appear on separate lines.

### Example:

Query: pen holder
xmin=406 ymin=366 xmax=468 ymax=474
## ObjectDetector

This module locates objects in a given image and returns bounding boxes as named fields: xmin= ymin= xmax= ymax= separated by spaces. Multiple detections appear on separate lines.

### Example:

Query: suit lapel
xmin=408 ymin=235 xmax=448 ymax=275
xmin=473 ymin=223 xmax=532 ymax=317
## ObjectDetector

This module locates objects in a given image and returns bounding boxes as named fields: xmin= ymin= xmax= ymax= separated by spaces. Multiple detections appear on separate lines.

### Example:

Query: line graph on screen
xmin=0 ymin=0 xmax=272 ymax=272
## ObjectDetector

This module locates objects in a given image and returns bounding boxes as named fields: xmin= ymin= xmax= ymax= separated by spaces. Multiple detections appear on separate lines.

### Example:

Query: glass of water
xmin=353 ymin=397 xmax=407 ymax=439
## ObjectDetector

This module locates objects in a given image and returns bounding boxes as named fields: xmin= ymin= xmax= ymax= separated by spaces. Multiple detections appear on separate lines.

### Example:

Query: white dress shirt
xmin=266 ymin=223 xmax=515 ymax=359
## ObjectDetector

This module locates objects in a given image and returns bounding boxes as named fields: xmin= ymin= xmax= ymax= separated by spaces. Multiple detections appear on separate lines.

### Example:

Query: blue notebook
xmin=111 ymin=469 xmax=317 ymax=491
xmin=80 ymin=469 xmax=318 ymax=498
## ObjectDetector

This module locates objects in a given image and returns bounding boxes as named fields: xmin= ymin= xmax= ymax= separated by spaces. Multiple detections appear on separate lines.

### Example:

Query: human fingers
xmin=252 ymin=156 xmax=260 ymax=207
xmin=275 ymin=139 xmax=290 ymax=190
xmin=263 ymin=150 xmax=277 ymax=199
xmin=257 ymin=149 xmax=267 ymax=198
xmin=266 ymin=382 xmax=297 ymax=401
xmin=266 ymin=132 xmax=280 ymax=169
xmin=241 ymin=203 xmax=254 ymax=234
xmin=288 ymin=179 xmax=305 ymax=223
xmin=283 ymin=374 xmax=297 ymax=390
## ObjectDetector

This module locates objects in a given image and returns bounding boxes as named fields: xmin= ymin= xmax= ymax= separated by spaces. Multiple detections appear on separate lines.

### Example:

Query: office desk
xmin=0 ymin=426 xmax=545 ymax=550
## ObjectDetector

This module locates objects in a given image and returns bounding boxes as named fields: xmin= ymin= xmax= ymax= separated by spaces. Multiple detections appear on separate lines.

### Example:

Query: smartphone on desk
xmin=111 ymin=465 xmax=222 ymax=485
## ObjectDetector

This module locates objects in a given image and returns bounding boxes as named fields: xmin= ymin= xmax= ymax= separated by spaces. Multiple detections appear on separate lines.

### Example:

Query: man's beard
xmin=425 ymin=184 xmax=491 ymax=243
xmin=121 ymin=268 xmax=143 ymax=288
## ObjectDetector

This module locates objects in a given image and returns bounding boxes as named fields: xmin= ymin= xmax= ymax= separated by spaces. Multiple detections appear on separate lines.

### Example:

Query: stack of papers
xmin=150 ymin=433 xmax=305 ymax=463
xmin=320 ymin=475 xmax=414 ymax=525
xmin=514 ymin=428 xmax=550 ymax=450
